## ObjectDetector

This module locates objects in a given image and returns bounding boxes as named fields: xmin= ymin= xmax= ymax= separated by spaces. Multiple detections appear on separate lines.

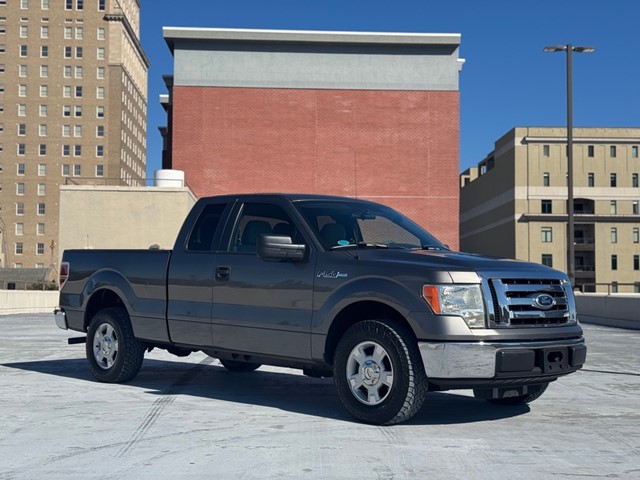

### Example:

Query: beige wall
xmin=59 ymin=186 xmax=197 ymax=256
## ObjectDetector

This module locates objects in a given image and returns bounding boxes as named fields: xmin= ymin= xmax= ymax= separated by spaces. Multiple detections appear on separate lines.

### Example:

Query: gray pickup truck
xmin=54 ymin=193 xmax=586 ymax=425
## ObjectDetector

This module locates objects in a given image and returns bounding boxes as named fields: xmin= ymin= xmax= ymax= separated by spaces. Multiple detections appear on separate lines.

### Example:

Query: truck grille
xmin=483 ymin=277 xmax=573 ymax=328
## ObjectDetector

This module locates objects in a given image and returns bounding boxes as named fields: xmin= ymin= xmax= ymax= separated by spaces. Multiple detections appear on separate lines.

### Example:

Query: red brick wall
xmin=171 ymin=86 xmax=460 ymax=249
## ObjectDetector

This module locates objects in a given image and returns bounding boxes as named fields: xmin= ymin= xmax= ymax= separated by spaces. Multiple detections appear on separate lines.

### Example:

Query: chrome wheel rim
xmin=346 ymin=341 xmax=394 ymax=405
xmin=93 ymin=323 xmax=119 ymax=370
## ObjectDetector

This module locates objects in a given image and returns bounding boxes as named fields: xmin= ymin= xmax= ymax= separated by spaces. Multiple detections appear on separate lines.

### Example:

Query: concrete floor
xmin=0 ymin=314 xmax=639 ymax=479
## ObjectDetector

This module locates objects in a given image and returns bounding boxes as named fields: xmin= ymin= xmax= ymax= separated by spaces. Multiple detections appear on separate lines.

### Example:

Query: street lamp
xmin=543 ymin=44 xmax=595 ymax=287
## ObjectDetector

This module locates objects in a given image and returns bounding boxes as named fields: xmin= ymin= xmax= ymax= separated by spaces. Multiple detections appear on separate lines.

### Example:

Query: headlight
xmin=422 ymin=284 xmax=486 ymax=328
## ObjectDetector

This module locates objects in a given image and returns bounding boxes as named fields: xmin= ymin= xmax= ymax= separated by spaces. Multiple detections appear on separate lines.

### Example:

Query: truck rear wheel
xmin=333 ymin=319 xmax=428 ymax=425
xmin=86 ymin=307 xmax=145 ymax=383
xmin=474 ymin=382 xmax=549 ymax=406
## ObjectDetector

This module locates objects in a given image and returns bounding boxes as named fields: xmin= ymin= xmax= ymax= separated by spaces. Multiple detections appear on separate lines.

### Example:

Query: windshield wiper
xmin=331 ymin=242 xmax=389 ymax=250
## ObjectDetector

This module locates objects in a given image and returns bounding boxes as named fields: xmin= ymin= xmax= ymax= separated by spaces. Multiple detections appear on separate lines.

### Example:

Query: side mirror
xmin=257 ymin=234 xmax=306 ymax=262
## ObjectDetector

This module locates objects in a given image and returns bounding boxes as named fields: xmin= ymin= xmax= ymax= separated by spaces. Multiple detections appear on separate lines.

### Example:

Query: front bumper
xmin=418 ymin=337 xmax=586 ymax=380
xmin=54 ymin=308 xmax=68 ymax=330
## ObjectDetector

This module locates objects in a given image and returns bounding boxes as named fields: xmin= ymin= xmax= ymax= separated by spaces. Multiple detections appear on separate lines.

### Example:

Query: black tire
xmin=219 ymin=359 xmax=261 ymax=372
xmin=474 ymin=382 xmax=549 ymax=406
xmin=333 ymin=319 xmax=428 ymax=425
xmin=86 ymin=307 xmax=145 ymax=383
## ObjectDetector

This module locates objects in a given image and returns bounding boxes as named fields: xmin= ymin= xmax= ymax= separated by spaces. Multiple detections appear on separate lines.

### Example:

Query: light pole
xmin=543 ymin=44 xmax=595 ymax=287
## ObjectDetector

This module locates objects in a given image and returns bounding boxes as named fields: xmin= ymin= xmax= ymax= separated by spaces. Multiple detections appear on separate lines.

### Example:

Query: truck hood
xmin=347 ymin=248 xmax=557 ymax=275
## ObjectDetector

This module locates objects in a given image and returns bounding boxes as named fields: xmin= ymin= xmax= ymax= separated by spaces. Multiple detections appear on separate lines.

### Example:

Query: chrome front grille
xmin=483 ymin=277 xmax=573 ymax=328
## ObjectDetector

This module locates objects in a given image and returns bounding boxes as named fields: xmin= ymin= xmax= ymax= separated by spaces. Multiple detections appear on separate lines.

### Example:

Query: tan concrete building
xmin=59 ymin=185 xmax=196 ymax=255
xmin=0 ymin=0 xmax=148 ymax=269
xmin=460 ymin=127 xmax=640 ymax=293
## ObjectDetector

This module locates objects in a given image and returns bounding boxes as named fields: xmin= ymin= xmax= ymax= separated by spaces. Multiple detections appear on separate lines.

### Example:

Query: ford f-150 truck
xmin=54 ymin=193 xmax=586 ymax=425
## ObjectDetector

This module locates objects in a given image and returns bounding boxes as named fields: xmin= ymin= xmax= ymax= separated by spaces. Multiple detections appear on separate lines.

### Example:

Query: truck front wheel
xmin=86 ymin=307 xmax=145 ymax=383
xmin=333 ymin=319 xmax=428 ymax=425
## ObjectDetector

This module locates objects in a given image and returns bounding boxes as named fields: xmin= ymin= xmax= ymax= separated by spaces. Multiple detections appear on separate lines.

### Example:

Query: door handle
xmin=215 ymin=266 xmax=231 ymax=281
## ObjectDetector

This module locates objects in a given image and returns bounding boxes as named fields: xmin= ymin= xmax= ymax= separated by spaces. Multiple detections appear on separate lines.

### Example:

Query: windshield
xmin=294 ymin=200 xmax=446 ymax=251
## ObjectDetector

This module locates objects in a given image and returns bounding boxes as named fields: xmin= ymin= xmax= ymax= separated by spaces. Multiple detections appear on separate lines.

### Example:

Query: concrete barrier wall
xmin=0 ymin=290 xmax=59 ymax=315
xmin=576 ymin=293 xmax=640 ymax=330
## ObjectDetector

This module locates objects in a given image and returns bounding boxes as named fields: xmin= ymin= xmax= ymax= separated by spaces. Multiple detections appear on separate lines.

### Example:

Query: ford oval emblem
xmin=533 ymin=293 xmax=556 ymax=310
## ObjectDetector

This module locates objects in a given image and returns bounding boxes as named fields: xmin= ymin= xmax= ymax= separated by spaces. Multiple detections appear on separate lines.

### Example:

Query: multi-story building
xmin=161 ymin=28 xmax=463 ymax=250
xmin=0 ymin=0 xmax=148 ymax=269
xmin=460 ymin=127 xmax=640 ymax=293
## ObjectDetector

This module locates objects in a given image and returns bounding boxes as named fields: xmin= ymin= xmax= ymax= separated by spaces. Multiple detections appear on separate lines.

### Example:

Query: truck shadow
xmin=2 ymin=356 xmax=529 ymax=425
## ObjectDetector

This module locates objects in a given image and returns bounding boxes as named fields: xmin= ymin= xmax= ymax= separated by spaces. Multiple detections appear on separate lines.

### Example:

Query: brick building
xmin=161 ymin=28 xmax=463 ymax=249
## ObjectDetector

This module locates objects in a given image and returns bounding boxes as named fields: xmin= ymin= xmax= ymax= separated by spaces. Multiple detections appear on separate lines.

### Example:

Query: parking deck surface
xmin=1 ymin=314 xmax=639 ymax=479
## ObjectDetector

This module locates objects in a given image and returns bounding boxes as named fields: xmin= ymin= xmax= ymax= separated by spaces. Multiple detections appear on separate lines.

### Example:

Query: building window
xmin=16 ymin=223 xmax=24 ymax=236
xmin=75 ymin=26 xmax=83 ymax=39
xmin=40 ymin=84 xmax=48 ymax=97
xmin=97 ymin=47 xmax=105 ymax=60
xmin=542 ymin=145 xmax=550 ymax=157
xmin=18 ymin=144 xmax=26 ymax=155
xmin=75 ymin=86 xmax=82 ymax=97
xmin=64 ymin=27 xmax=72 ymax=39
xmin=62 ymin=125 xmax=70 ymax=137
xmin=37 ymin=203 xmax=46 ymax=215
xmin=37 ymin=223 xmax=45 ymax=235
xmin=96 ymin=106 xmax=105 ymax=118
xmin=632 ymin=228 xmax=639 ymax=244
xmin=96 ymin=86 xmax=104 ymax=99
xmin=38 ymin=164 xmax=46 ymax=176
xmin=63 ymin=105 xmax=71 ymax=117
xmin=97 ymin=27 xmax=105 ymax=40
xmin=20 ymin=45 xmax=28 ymax=57
xmin=39 ymin=124 xmax=47 ymax=136
xmin=611 ymin=227 xmax=617 ymax=244
xmin=40 ymin=45 xmax=48 ymax=57
xmin=20 ymin=26 xmax=28 ymax=38
xmin=96 ymin=125 xmax=104 ymax=137
xmin=39 ymin=104 xmax=47 ymax=117
xmin=611 ymin=254 xmax=617 ymax=271
xmin=587 ymin=172 xmax=595 ymax=187
xmin=541 ymin=227 xmax=553 ymax=243
xmin=74 ymin=164 xmax=81 ymax=176
xmin=63 ymin=85 xmax=71 ymax=97
xmin=543 ymin=172 xmax=550 ymax=187
xmin=41 ymin=26 xmax=48 ymax=38
xmin=74 ymin=125 xmax=82 ymax=137
xmin=633 ymin=146 xmax=639 ymax=158
xmin=73 ymin=145 xmax=81 ymax=156
xmin=633 ymin=173 xmax=639 ymax=188
xmin=96 ymin=145 xmax=104 ymax=157
xmin=19 ymin=84 xmax=27 ymax=96
xmin=16 ymin=203 xmax=24 ymax=215
xmin=15 ymin=243 xmax=23 ymax=255
xmin=633 ymin=201 xmax=639 ymax=215
xmin=541 ymin=254 xmax=553 ymax=268
xmin=96 ymin=164 xmax=104 ymax=176
xmin=75 ymin=46 xmax=82 ymax=58
xmin=96 ymin=66 xmax=105 ymax=79
xmin=610 ymin=200 xmax=617 ymax=214
xmin=18 ymin=123 xmax=26 ymax=135
xmin=587 ymin=145 xmax=594 ymax=157
xmin=62 ymin=145 xmax=70 ymax=156
xmin=62 ymin=164 xmax=70 ymax=176
xmin=77 ymin=0 xmax=83 ymax=10
xmin=610 ymin=145 xmax=617 ymax=158
xmin=99 ymin=0 xmax=105 ymax=10
xmin=18 ymin=104 xmax=26 ymax=116
xmin=39 ymin=144 xmax=46 ymax=155
xmin=541 ymin=200 xmax=552 ymax=214
xmin=19 ymin=65 xmax=27 ymax=77
xmin=63 ymin=65 xmax=71 ymax=78
xmin=16 ymin=183 xmax=25 ymax=195
xmin=20 ymin=0 xmax=28 ymax=8
xmin=610 ymin=173 xmax=617 ymax=187
xmin=74 ymin=106 xmax=82 ymax=117
xmin=75 ymin=66 xmax=83 ymax=78
xmin=65 ymin=0 xmax=72 ymax=9
xmin=42 ymin=0 xmax=49 ymax=9
xmin=64 ymin=46 xmax=72 ymax=58
xmin=37 ymin=243 xmax=45 ymax=255
xmin=611 ymin=283 xmax=618 ymax=294
xmin=17 ymin=163 xmax=25 ymax=175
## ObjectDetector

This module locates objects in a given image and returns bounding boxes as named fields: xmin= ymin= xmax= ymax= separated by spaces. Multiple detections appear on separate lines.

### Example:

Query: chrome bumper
xmin=418 ymin=338 xmax=586 ymax=379
xmin=54 ymin=308 xmax=68 ymax=330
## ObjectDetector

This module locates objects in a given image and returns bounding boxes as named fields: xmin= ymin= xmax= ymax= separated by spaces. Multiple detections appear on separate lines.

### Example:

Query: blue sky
xmin=140 ymin=0 xmax=640 ymax=176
